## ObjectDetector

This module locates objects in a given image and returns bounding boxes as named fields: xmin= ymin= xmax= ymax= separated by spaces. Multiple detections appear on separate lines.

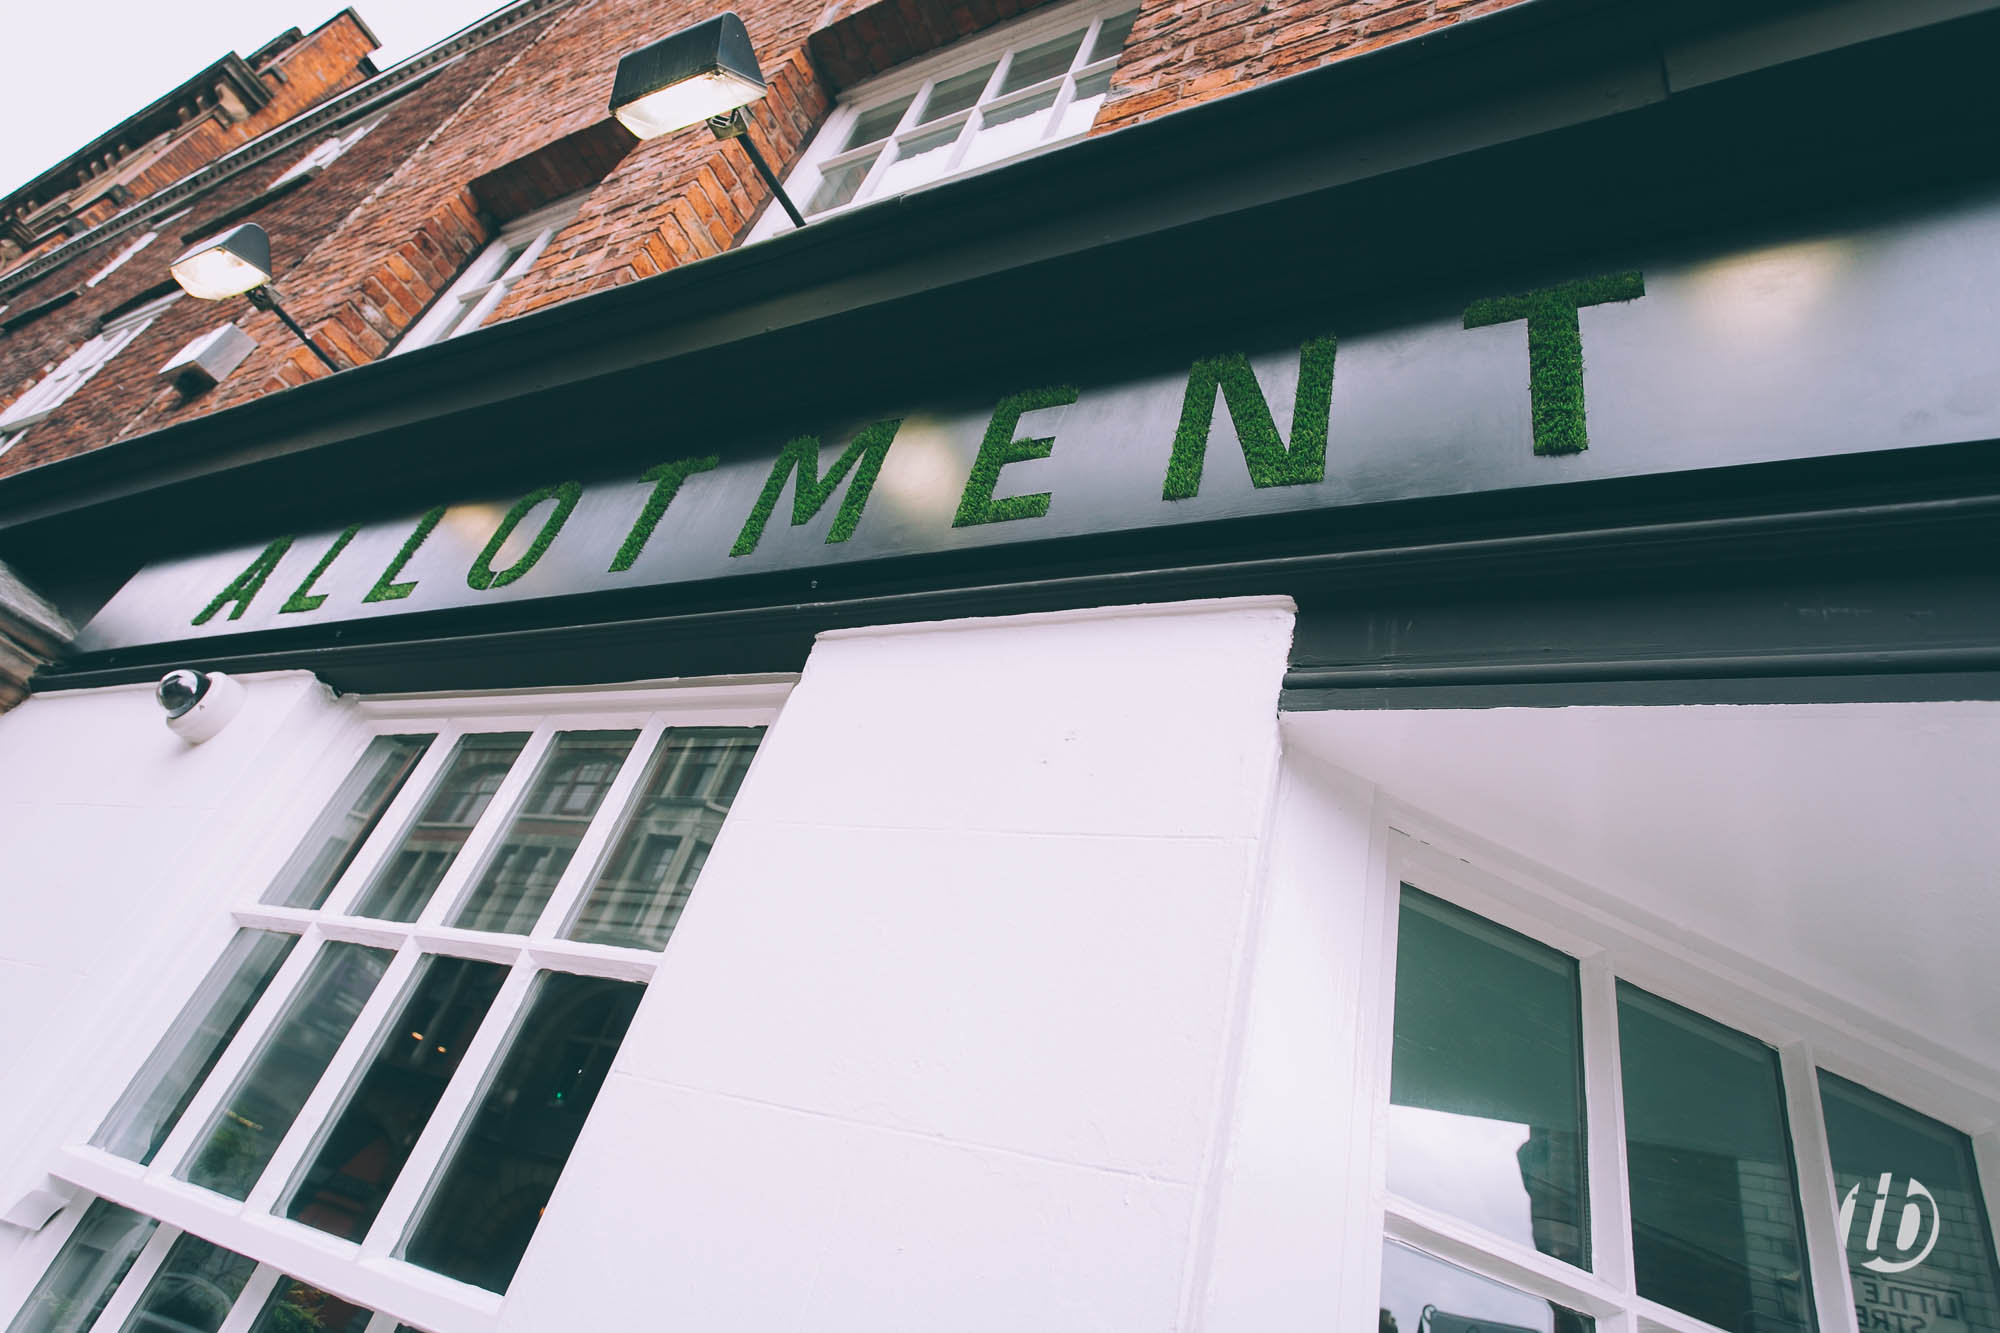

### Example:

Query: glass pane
xmin=245 ymin=1279 xmax=372 ymax=1333
xmin=1088 ymin=10 xmax=1138 ymax=63
xmin=448 ymin=730 xmax=638 ymax=935
xmin=5 ymin=1200 xmax=156 ymax=1333
xmin=1056 ymin=67 xmax=1113 ymax=138
xmin=999 ymin=31 xmax=1086 ymax=95
xmin=843 ymin=95 xmax=913 ymax=149
xmin=1821 ymin=1071 xmax=2000 ymax=1333
xmin=287 ymin=956 xmax=509 ymax=1240
xmin=180 ymin=942 xmax=393 ymax=1200
xmin=117 ymin=1234 xmax=256 ymax=1333
xmin=805 ymin=152 xmax=878 ymax=215
xmin=352 ymin=733 xmax=529 ymax=922
xmin=919 ymin=65 xmax=995 ymax=123
xmin=92 ymin=929 xmax=299 ymax=1164
xmin=566 ymin=727 xmax=763 ymax=950
xmin=265 ymin=735 xmax=433 ymax=909
xmin=1380 ymin=1241 xmax=1593 ymax=1333
xmin=1619 ymin=983 xmax=1814 ymax=1332
xmin=1389 ymin=889 xmax=1588 ymax=1268
xmin=876 ymin=125 xmax=964 ymax=196
xmin=403 ymin=972 xmax=644 ymax=1292
xmin=960 ymin=87 xmax=1060 ymax=170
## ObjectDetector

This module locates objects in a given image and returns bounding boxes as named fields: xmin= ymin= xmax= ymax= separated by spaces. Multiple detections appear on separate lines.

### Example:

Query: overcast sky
xmin=0 ymin=1 xmax=515 ymax=197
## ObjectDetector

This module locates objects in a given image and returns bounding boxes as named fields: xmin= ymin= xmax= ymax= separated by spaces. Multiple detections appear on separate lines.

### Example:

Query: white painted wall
xmin=498 ymin=597 xmax=1298 ymax=1332
xmin=0 ymin=672 xmax=355 ymax=1309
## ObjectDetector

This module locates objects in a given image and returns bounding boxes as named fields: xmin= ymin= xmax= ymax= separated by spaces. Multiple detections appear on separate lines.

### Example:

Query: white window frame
xmin=392 ymin=195 xmax=585 ymax=355
xmin=748 ymin=0 xmax=1136 ymax=240
xmin=0 ymin=291 xmax=182 ymax=450
xmin=18 ymin=676 xmax=790 ymax=1333
xmin=1354 ymin=805 xmax=2000 ymax=1333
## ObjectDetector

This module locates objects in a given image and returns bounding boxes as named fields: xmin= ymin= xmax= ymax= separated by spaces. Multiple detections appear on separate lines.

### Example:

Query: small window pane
xmin=1820 ymin=1071 xmax=2000 ymax=1332
xmin=287 ymin=956 xmax=509 ymax=1240
xmin=402 ymin=972 xmax=644 ymax=1292
xmin=566 ymin=727 xmax=763 ymax=949
xmin=117 ymin=1234 xmax=257 ymax=1333
xmin=352 ymin=733 xmax=530 ymax=922
xmin=806 ymin=152 xmax=878 ymax=214
xmin=1619 ymin=983 xmax=1814 ymax=1332
xmin=1057 ymin=68 xmax=1113 ymax=138
xmin=448 ymin=730 xmax=638 ymax=935
xmin=5 ymin=1200 xmax=157 ymax=1333
xmin=265 ymin=735 xmax=433 ymax=909
xmin=999 ymin=31 xmax=1086 ymax=95
xmin=1087 ymin=10 xmax=1138 ymax=63
xmin=1389 ymin=889 xmax=1588 ymax=1268
xmin=245 ymin=1279 xmax=372 ymax=1333
xmin=843 ymin=96 xmax=913 ymax=149
xmin=1380 ymin=1241 xmax=1593 ymax=1333
xmin=92 ymin=929 xmax=299 ymax=1164
xmin=920 ymin=65 xmax=995 ymax=123
xmin=181 ymin=942 xmax=393 ymax=1200
xmin=876 ymin=125 xmax=964 ymax=196
xmin=961 ymin=87 xmax=1060 ymax=170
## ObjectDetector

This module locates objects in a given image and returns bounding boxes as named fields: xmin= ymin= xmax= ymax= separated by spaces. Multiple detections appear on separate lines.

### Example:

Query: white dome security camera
xmin=157 ymin=669 xmax=246 ymax=743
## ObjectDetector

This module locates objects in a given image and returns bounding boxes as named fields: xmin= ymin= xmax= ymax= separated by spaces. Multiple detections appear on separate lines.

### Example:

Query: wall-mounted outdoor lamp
xmin=169 ymin=223 xmax=341 ymax=373
xmin=609 ymin=13 xmax=808 ymax=229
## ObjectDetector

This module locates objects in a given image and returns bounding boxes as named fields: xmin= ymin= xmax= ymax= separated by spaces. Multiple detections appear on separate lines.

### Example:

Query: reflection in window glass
xmin=920 ymin=65 xmax=995 ymax=122
xmin=1820 ymin=1072 xmax=2000 ymax=1333
xmin=245 ymin=1279 xmax=373 ymax=1333
xmin=1380 ymin=1241 xmax=1593 ymax=1333
xmin=843 ymin=96 xmax=912 ymax=149
xmin=403 ymin=972 xmax=644 ymax=1292
xmin=353 ymin=733 xmax=530 ymax=922
xmin=181 ymin=943 xmax=393 ymax=1199
xmin=805 ymin=154 xmax=877 ymax=214
xmin=962 ymin=88 xmax=1060 ymax=170
xmin=449 ymin=731 xmax=638 ymax=934
xmin=118 ymin=1233 xmax=257 ymax=1333
xmin=5 ymin=1200 xmax=156 ymax=1333
xmin=92 ymin=929 xmax=298 ymax=1164
xmin=287 ymin=956 xmax=509 ymax=1240
xmin=566 ymin=728 xmax=763 ymax=949
xmin=874 ymin=124 xmax=961 ymax=196
xmin=1087 ymin=9 xmax=1137 ymax=62
xmin=265 ymin=735 xmax=433 ymax=909
xmin=1389 ymin=889 xmax=1588 ymax=1268
xmin=998 ymin=30 xmax=1085 ymax=94
xmin=1619 ymin=983 xmax=1813 ymax=1332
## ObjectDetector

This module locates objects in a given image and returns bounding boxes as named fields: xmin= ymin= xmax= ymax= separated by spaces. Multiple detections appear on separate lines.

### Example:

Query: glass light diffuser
xmin=170 ymin=223 xmax=273 ymax=300
xmin=613 ymin=69 xmax=767 ymax=138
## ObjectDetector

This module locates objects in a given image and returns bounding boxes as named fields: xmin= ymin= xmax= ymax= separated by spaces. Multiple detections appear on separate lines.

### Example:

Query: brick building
xmin=3 ymin=1 xmax=2000 ymax=1330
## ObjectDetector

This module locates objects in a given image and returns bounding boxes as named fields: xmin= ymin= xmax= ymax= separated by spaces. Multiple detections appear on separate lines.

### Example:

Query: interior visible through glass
xmin=3 ymin=1200 xmax=156 ymax=1333
xmin=180 ymin=942 xmax=393 ymax=1199
xmin=1380 ymin=1240 xmax=1593 ymax=1333
xmin=245 ymin=1278 xmax=372 ymax=1333
xmin=286 ymin=955 xmax=509 ymax=1240
xmin=117 ymin=1233 xmax=257 ymax=1333
xmin=1388 ymin=888 xmax=1589 ymax=1268
xmin=1820 ymin=1071 xmax=2000 ymax=1333
xmin=566 ymin=727 xmax=762 ymax=950
xmin=1619 ymin=982 xmax=1814 ymax=1332
xmin=92 ymin=929 xmax=298 ymax=1164
xmin=448 ymin=730 xmax=638 ymax=934
xmin=401 ymin=971 xmax=644 ymax=1292
xmin=264 ymin=734 xmax=433 ymax=909
xmin=352 ymin=732 xmax=529 ymax=922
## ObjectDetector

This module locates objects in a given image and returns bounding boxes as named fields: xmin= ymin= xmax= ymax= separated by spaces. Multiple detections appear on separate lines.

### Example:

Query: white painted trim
xmin=813 ymin=594 xmax=1297 ymax=641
